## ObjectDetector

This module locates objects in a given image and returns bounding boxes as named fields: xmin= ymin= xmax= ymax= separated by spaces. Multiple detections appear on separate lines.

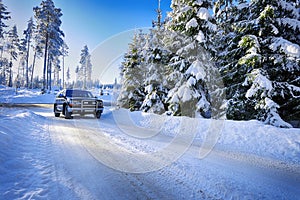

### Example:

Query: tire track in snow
xmin=49 ymin=116 xmax=166 ymax=199
xmin=49 ymin=117 xmax=100 ymax=200
xmin=72 ymin=121 xmax=172 ymax=200
xmin=72 ymin=118 xmax=205 ymax=199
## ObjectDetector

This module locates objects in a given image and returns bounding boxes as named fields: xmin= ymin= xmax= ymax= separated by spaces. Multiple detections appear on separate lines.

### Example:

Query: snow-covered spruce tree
xmin=140 ymin=29 xmax=170 ymax=114
xmin=66 ymin=66 xmax=70 ymax=87
xmin=47 ymin=9 xmax=64 ymax=91
xmin=118 ymin=30 xmax=147 ymax=111
xmin=228 ymin=0 xmax=300 ymax=127
xmin=164 ymin=0 xmax=218 ymax=118
xmin=77 ymin=45 xmax=92 ymax=89
xmin=214 ymin=0 xmax=257 ymax=120
xmin=61 ymin=41 xmax=69 ymax=89
xmin=0 ymin=0 xmax=10 ymax=39
xmin=34 ymin=0 xmax=64 ymax=91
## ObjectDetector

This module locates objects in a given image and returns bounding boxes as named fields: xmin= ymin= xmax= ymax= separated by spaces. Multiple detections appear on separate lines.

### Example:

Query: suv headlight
xmin=97 ymin=100 xmax=103 ymax=107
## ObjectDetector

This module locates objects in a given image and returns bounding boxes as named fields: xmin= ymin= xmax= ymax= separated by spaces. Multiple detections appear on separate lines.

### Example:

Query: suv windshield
xmin=66 ymin=90 xmax=93 ymax=98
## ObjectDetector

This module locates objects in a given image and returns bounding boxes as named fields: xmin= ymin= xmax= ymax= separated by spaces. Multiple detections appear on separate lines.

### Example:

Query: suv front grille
xmin=70 ymin=100 xmax=96 ymax=109
xmin=82 ymin=100 xmax=96 ymax=109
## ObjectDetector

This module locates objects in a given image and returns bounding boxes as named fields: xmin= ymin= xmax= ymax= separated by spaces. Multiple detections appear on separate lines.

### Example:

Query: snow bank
xmin=112 ymin=109 xmax=300 ymax=164
xmin=0 ymin=86 xmax=55 ymax=104
xmin=0 ymin=109 xmax=54 ymax=199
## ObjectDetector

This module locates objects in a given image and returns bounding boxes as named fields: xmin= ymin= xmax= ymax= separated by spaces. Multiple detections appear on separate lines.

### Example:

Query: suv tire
xmin=64 ymin=105 xmax=72 ymax=119
xmin=95 ymin=111 xmax=101 ymax=119
xmin=54 ymin=105 xmax=60 ymax=117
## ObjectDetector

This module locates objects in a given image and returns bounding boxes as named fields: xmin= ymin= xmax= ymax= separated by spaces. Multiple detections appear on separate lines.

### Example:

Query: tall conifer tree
xmin=34 ymin=0 xmax=64 ymax=91
xmin=164 ymin=0 xmax=217 ymax=117
xmin=118 ymin=31 xmax=147 ymax=110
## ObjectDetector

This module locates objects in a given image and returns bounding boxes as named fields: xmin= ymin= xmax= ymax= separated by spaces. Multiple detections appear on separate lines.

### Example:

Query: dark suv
xmin=54 ymin=89 xmax=104 ymax=119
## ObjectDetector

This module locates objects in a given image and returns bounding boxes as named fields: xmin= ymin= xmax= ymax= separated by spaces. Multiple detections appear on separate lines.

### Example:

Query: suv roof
xmin=64 ymin=89 xmax=94 ymax=98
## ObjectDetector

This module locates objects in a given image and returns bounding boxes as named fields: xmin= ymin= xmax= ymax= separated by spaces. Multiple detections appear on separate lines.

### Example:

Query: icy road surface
xmin=0 ymin=105 xmax=300 ymax=199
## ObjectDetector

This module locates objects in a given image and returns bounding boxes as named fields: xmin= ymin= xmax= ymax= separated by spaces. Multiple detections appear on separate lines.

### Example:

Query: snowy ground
xmin=0 ymin=86 xmax=300 ymax=199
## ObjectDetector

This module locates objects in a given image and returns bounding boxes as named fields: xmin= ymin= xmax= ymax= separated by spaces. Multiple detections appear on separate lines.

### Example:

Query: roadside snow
xmin=0 ymin=109 xmax=56 ymax=199
xmin=106 ymin=109 xmax=300 ymax=164
xmin=0 ymin=87 xmax=55 ymax=104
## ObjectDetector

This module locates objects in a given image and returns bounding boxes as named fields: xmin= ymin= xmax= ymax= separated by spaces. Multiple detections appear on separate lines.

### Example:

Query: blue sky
xmin=4 ymin=0 xmax=172 ymax=84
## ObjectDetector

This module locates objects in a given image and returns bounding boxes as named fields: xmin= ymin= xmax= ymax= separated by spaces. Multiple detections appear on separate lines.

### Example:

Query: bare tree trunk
xmin=49 ymin=59 xmax=52 ymax=91
xmin=62 ymin=55 xmax=65 ymax=89
xmin=8 ymin=61 xmax=12 ymax=87
xmin=25 ymin=38 xmax=30 ymax=88
xmin=46 ymin=51 xmax=52 ymax=91
xmin=0 ymin=46 xmax=3 ymax=70
xmin=30 ymin=50 xmax=37 ymax=89
xmin=0 ymin=46 xmax=4 ymax=84
xmin=42 ymin=33 xmax=49 ymax=92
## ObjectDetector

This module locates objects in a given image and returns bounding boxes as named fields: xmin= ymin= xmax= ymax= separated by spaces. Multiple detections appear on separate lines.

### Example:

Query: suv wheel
xmin=54 ymin=105 xmax=60 ymax=117
xmin=64 ymin=105 xmax=72 ymax=119
xmin=95 ymin=111 xmax=101 ymax=119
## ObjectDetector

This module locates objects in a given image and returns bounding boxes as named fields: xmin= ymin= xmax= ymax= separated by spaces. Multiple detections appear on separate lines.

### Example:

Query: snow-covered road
xmin=1 ymin=105 xmax=300 ymax=199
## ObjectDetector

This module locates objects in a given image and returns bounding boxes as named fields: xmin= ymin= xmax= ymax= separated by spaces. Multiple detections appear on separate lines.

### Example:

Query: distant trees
xmin=66 ymin=66 xmax=70 ymax=84
xmin=61 ymin=42 xmax=69 ymax=88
